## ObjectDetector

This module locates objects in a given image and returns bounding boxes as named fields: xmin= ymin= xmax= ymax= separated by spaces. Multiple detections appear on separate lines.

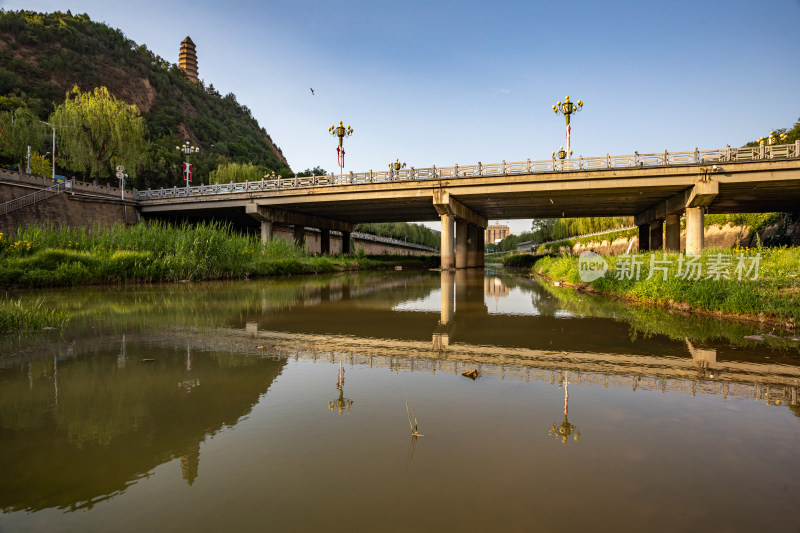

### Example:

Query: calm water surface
xmin=1 ymin=270 xmax=799 ymax=532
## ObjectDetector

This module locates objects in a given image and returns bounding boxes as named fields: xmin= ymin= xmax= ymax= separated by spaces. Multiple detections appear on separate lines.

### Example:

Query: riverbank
xmin=0 ymin=222 xmax=438 ymax=288
xmin=532 ymin=247 xmax=800 ymax=331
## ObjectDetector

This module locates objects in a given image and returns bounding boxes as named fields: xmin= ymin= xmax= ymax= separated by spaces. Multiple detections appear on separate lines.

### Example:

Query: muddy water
xmin=1 ymin=270 xmax=799 ymax=532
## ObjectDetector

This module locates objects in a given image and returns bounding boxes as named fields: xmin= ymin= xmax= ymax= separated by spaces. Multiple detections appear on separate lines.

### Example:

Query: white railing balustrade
xmin=135 ymin=143 xmax=800 ymax=201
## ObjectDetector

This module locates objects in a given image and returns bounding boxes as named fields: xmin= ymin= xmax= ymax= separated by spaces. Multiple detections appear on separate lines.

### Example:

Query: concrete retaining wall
xmin=1 ymin=178 xmax=137 ymax=238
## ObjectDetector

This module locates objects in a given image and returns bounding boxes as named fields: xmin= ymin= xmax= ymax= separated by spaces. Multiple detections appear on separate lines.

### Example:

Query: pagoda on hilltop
xmin=179 ymin=36 xmax=198 ymax=82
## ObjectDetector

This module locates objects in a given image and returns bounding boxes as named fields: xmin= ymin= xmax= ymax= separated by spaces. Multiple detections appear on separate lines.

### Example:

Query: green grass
xmin=0 ymin=298 xmax=69 ymax=332
xmin=533 ymin=247 xmax=800 ymax=322
xmin=0 ymin=222 xmax=424 ymax=287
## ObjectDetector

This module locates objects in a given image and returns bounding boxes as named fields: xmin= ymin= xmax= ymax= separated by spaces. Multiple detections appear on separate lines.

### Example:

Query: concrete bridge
xmin=136 ymin=142 xmax=800 ymax=268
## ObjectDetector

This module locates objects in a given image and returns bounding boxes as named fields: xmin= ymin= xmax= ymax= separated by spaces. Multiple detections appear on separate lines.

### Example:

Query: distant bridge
xmin=134 ymin=141 xmax=800 ymax=269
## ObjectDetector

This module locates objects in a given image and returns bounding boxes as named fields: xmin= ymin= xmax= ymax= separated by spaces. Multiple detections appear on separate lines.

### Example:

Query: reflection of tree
xmin=0 ymin=346 xmax=285 ymax=512
xmin=328 ymin=360 xmax=353 ymax=414
xmin=549 ymin=371 xmax=581 ymax=444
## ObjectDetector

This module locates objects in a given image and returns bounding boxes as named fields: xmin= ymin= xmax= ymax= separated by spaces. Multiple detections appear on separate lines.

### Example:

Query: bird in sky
xmin=310 ymin=88 xmax=314 ymax=95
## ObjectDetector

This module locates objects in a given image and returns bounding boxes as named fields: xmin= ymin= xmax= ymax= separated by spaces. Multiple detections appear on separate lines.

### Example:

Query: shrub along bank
xmin=533 ymin=247 xmax=800 ymax=328
xmin=0 ymin=221 xmax=435 ymax=287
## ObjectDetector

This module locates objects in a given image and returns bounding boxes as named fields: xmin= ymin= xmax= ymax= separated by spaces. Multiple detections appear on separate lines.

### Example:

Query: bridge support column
xmin=686 ymin=207 xmax=704 ymax=256
xmin=341 ymin=231 xmax=351 ymax=255
xmin=637 ymin=224 xmax=650 ymax=252
xmin=649 ymin=220 xmax=664 ymax=251
xmin=260 ymin=221 xmax=273 ymax=244
xmin=433 ymin=190 xmax=487 ymax=270
xmin=320 ymin=229 xmax=330 ymax=254
xmin=477 ymin=228 xmax=485 ymax=267
xmin=293 ymin=225 xmax=305 ymax=248
xmin=440 ymin=214 xmax=455 ymax=270
xmin=455 ymin=219 xmax=468 ymax=269
xmin=467 ymin=223 xmax=478 ymax=268
xmin=665 ymin=214 xmax=680 ymax=252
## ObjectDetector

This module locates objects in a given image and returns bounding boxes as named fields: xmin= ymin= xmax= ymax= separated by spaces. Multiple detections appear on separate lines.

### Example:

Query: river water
xmin=1 ymin=269 xmax=799 ymax=532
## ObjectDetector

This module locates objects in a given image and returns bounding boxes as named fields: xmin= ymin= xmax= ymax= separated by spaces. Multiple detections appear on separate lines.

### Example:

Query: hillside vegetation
xmin=0 ymin=10 xmax=291 ymax=188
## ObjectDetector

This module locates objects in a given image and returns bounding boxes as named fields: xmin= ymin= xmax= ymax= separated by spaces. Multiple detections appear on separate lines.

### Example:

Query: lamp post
xmin=39 ymin=121 xmax=55 ymax=181
xmin=175 ymin=140 xmax=200 ymax=189
xmin=328 ymin=121 xmax=353 ymax=175
xmin=552 ymin=146 xmax=572 ymax=161
xmin=388 ymin=158 xmax=406 ymax=178
xmin=552 ymin=95 xmax=583 ymax=154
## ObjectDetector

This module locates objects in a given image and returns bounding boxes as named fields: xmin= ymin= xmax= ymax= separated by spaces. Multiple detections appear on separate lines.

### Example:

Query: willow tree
xmin=50 ymin=86 xmax=145 ymax=182
xmin=0 ymin=107 xmax=47 ymax=165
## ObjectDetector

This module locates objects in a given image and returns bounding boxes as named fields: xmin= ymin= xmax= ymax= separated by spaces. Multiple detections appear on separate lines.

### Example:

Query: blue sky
xmin=3 ymin=0 xmax=800 ymax=233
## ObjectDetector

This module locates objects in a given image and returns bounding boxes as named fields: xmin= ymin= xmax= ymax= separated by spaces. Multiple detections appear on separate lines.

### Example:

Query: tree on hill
xmin=50 ymin=85 xmax=145 ymax=181
xmin=296 ymin=166 xmax=327 ymax=177
xmin=0 ymin=107 xmax=47 ymax=167
xmin=0 ymin=10 xmax=292 ymax=187
xmin=209 ymin=161 xmax=265 ymax=184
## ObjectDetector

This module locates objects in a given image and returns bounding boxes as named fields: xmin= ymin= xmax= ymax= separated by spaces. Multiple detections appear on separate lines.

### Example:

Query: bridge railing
xmin=135 ymin=142 xmax=800 ymax=201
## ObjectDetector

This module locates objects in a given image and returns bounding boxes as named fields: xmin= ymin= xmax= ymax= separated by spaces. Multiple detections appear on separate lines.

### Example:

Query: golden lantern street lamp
xmin=328 ymin=121 xmax=354 ymax=175
xmin=552 ymin=146 xmax=572 ymax=161
xmin=175 ymin=141 xmax=200 ymax=188
xmin=388 ymin=158 xmax=406 ymax=177
xmin=552 ymin=95 xmax=583 ymax=155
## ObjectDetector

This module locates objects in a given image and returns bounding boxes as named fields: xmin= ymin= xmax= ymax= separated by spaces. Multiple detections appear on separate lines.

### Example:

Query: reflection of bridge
xmin=136 ymin=143 xmax=800 ymax=267
xmin=192 ymin=326 xmax=798 ymax=408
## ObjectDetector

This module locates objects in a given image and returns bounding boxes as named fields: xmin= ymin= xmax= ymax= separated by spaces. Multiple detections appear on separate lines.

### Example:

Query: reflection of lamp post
xmin=328 ymin=360 xmax=353 ymax=414
xmin=179 ymin=346 xmax=201 ymax=393
xmin=552 ymin=95 xmax=583 ymax=154
xmin=176 ymin=140 xmax=200 ymax=189
xmin=328 ymin=121 xmax=353 ymax=175
xmin=549 ymin=371 xmax=581 ymax=444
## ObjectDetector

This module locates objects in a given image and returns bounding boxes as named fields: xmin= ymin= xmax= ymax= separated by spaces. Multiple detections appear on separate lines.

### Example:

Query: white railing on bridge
xmin=135 ymin=142 xmax=800 ymax=201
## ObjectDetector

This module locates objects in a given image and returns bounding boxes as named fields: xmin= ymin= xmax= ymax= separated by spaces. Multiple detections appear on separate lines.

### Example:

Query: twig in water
xmin=406 ymin=398 xmax=423 ymax=437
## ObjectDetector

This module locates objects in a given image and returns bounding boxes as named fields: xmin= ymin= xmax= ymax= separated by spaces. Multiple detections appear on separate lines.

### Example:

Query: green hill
xmin=0 ymin=10 xmax=292 ymax=188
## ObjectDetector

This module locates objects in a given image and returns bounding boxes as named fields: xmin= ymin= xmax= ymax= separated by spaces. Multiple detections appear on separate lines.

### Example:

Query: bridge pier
xmin=260 ymin=220 xmax=273 ymax=244
xmin=455 ymin=219 xmax=469 ymax=269
xmin=246 ymin=203 xmax=356 ymax=255
xmin=320 ymin=229 xmax=330 ymax=254
xmin=686 ymin=207 xmax=704 ymax=256
xmin=293 ymin=225 xmax=305 ymax=248
xmin=649 ymin=220 xmax=664 ymax=251
xmin=342 ymin=231 xmax=351 ymax=255
xmin=637 ymin=225 xmax=650 ymax=251
xmin=433 ymin=191 xmax=487 ymax=270
xmin=440 ymin=214 xmax=455 ymax=269
xmin=635 ymin=179 xmax=718 ymax=256
xmin=665 ymin=214 xmax=680 ymax=251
